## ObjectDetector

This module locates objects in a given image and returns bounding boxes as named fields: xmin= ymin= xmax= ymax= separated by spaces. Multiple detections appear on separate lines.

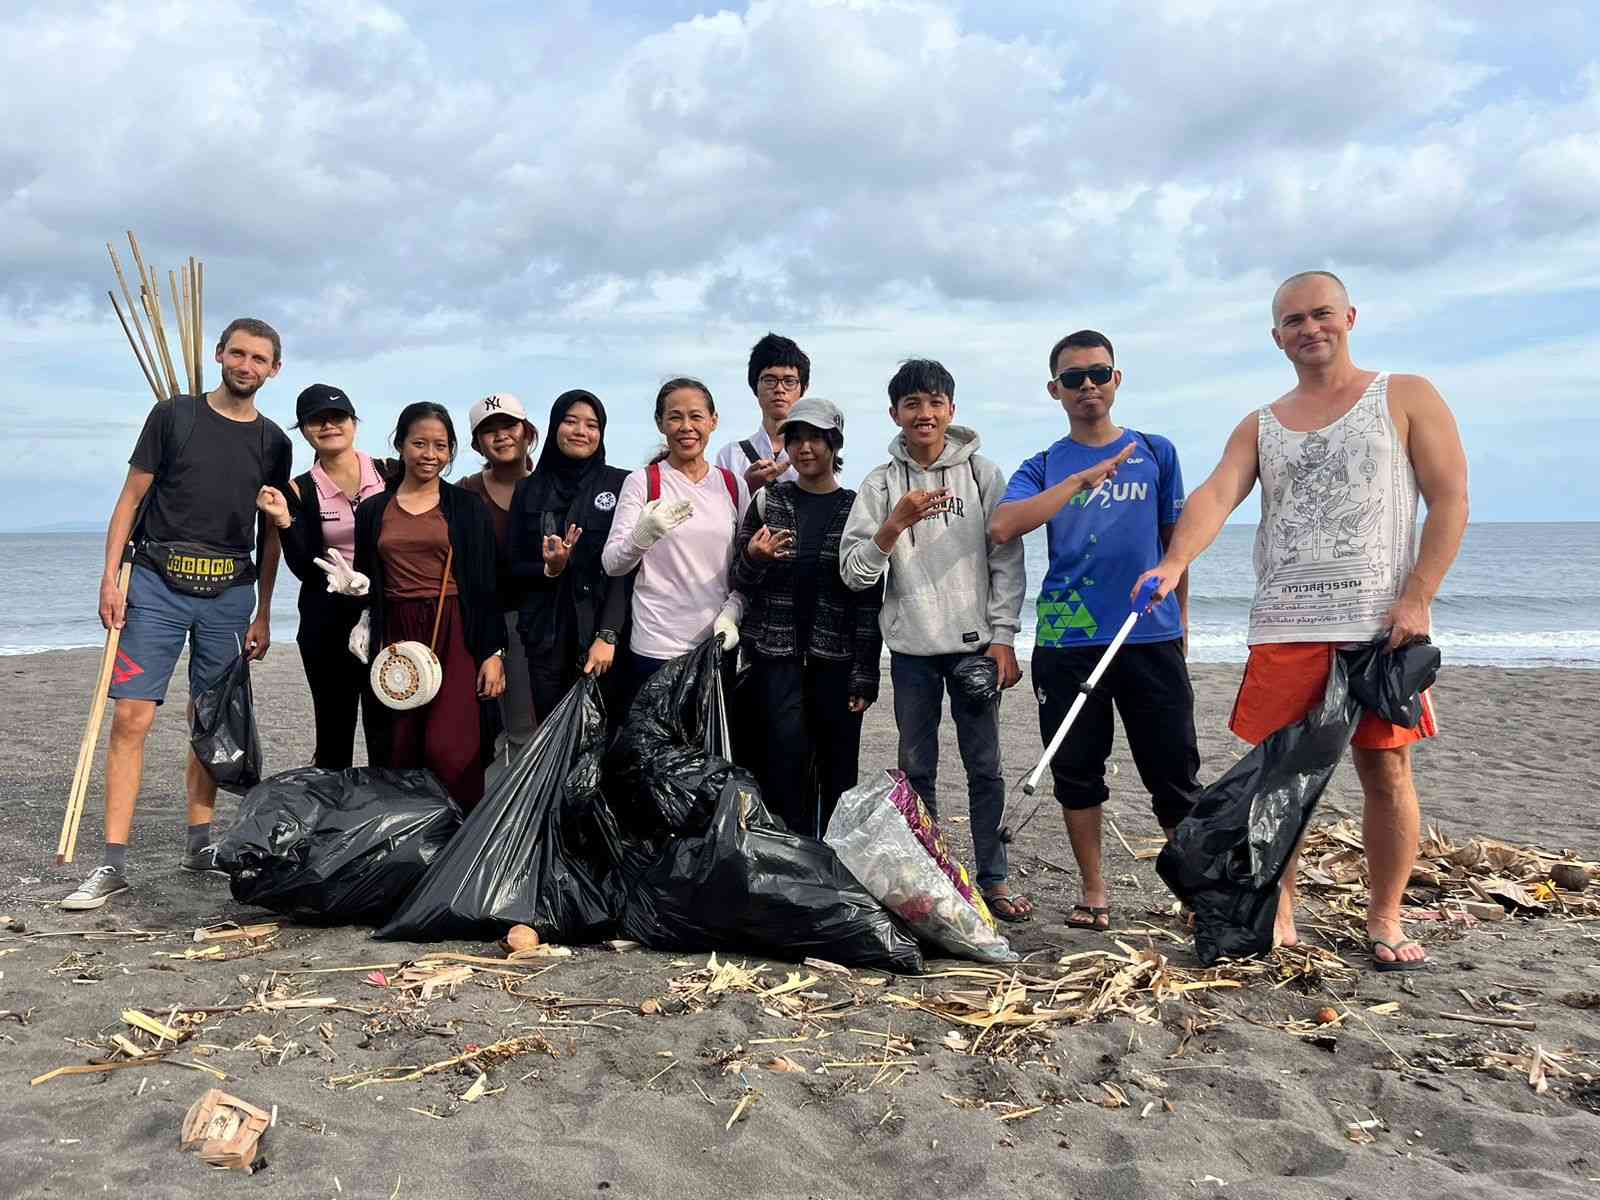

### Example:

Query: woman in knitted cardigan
xmin=730 ymin=398 xmax=882 ymax=837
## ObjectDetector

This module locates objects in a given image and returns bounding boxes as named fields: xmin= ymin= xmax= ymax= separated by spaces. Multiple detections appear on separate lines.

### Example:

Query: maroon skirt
xmin=381 ymin=594 xmax=485 ymax=810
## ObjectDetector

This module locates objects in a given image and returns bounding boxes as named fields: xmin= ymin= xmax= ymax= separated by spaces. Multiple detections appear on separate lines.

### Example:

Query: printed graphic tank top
xmin=1249 ymin=373 xmax=1420 ymax=644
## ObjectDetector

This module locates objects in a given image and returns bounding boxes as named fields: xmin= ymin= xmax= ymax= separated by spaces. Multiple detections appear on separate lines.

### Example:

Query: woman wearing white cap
xmin=730 ymin=398 xmax=882 ymax=836
xmin=461 ymin=393 xmax=539 ymax=762
xmin=256 ymin=383 xmax=391 ymax=768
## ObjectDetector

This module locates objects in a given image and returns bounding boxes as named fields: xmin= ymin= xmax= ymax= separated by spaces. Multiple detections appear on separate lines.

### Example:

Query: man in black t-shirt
xmin=62 ymin=319 xmax=292 ymax=911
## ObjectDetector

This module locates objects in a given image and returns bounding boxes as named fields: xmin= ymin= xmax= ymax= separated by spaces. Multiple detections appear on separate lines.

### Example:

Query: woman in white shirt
xmin=602 ymin=378 xmax=750 ymax=713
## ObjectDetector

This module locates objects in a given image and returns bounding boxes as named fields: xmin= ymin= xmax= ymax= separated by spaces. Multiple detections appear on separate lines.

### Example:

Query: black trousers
xmin=744 ymin=653 xmax=863 ymax=838
xmin=1030 ymin=639 xmax=1199 ymax=829
xmin=298 ymin=628 xmax=374 ymax=770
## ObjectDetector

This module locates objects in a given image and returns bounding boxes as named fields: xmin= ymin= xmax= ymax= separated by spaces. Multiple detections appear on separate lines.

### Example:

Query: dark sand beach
xmin=2 ymin=647 xmax=1598 ymax=1198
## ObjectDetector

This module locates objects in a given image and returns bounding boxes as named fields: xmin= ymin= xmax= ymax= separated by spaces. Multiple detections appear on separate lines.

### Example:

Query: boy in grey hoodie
xmin=839 ymin=360 xmax=1030 ymax=919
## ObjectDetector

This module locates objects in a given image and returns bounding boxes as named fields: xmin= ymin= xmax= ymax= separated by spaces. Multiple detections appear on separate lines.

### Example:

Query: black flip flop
xmin=1370 ymin=937 xmax=1429 ymax=972
xmin=985 ymin=892 xmax=1034 ymax=924
xmin=1065 ymin=904 xmax=1110 ymax=931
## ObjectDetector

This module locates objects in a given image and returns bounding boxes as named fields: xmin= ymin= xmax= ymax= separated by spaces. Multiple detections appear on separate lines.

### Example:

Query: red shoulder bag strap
xmin=647 ymin=462 xmax=737 ymax=512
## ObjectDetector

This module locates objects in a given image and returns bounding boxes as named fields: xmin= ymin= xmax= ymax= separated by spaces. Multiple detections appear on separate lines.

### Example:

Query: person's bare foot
xmin=1367 ymin=916 xmax=1427 ymax=969
xmin=1273 ymin=902 xmax=1298 ymax=948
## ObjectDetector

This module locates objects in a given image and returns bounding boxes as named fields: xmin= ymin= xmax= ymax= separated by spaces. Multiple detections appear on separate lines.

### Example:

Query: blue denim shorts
xmin=109 ymin=565 xmax=255 ymax=704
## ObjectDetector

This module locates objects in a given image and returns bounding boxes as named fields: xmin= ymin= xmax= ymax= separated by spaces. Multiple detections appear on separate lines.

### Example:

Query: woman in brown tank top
xmin=353 ymin=403 xmax=506 ymax=811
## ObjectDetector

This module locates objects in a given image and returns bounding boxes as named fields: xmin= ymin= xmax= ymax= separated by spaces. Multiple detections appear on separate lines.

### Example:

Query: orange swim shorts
xmin=1229 ymin=642 xmax=1437 ymax=750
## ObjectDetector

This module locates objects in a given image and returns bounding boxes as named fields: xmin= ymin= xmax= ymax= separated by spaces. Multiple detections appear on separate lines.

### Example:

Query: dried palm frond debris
xmin=1299 ymin=819 xmax=1600 ymax=922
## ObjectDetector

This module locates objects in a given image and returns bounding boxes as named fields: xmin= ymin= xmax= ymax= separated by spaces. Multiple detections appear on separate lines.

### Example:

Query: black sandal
xmin=1066 ymin=904 xmax=1111 ymax=931
xmin=985 ymin=892 xmax=1034 ymax=923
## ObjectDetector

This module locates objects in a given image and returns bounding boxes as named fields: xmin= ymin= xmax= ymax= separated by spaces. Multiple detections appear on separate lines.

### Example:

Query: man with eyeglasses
xmin=714 ymin=332 xmax=807 ymax=491
xmin=1135 ymin=272 xmax=1468 ymax=972
xmin=990 ymin=330 xmax=1199 ymax=933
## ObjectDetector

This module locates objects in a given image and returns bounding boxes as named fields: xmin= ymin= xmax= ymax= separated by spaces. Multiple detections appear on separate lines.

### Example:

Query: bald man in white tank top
xmin=1135 ymin=272 xmax=1469 ymax=971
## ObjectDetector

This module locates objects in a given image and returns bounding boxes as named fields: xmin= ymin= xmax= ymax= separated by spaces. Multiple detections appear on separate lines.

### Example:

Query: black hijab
xmin=521 ymin=390 xmax=608 ymax=515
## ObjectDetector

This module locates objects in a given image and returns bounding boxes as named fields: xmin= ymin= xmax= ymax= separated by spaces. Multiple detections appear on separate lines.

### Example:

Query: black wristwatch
xmin=595 ymin=629 xmax=618 ymax=645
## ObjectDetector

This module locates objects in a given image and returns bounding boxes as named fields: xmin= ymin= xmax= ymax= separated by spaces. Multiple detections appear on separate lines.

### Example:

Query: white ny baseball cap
xmin=468 ymin=393 xmax=539 ymax=446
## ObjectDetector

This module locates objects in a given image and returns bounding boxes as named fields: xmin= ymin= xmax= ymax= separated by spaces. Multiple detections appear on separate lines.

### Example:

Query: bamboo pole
xmin=188 ymin=257 xmax=203 ymax=393
xmin=107 ymin=289 xmax=163 ymax=402
xmin=57 ymin=558 xmax=131 ymax=865
xmin=127 ymin=233 xmax=178 ymax=397
xmin=144 ymin=268 xmax=181 ymax=398
xmin=170 ymin=268 xmax=193 ymax=396
xmin=107 ymin=244 xmax=162 ymax=400
xmin=195 ymin=260 xmax=204 ymax=393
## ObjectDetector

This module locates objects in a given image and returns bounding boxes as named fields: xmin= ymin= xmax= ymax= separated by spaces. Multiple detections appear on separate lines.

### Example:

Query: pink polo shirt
xmin=310 ymin=451 xmax=386 ymax=560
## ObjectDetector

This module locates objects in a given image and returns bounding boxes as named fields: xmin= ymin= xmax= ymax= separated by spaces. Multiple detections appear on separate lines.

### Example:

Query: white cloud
xmin=0 ymin=0 xmax=1597 ymax=524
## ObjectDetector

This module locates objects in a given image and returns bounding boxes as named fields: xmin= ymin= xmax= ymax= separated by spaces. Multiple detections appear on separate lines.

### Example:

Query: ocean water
xmin=1 ymin=524 xmax=1595 ymax=668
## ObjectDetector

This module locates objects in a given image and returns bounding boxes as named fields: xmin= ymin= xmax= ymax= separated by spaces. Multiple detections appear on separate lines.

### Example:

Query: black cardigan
xmin=353 ymin=482 xmax=506 ymax=763
xmin=353 ymin=481 xmax=505 ymax=663
xmin=278 ymin=468 xmax=365 ymax=642
xmin=507 ymin=464 xmax=632 ymax=659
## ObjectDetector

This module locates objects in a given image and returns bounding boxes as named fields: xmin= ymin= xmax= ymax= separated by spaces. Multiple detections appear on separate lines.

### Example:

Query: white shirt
xmin=713 ymin=426 xmax=798 ymax=484
xmin=601 ymin=461 xmax=751 ymax=660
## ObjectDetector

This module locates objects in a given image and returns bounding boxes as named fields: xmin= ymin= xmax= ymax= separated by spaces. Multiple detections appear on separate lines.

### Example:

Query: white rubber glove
xmin=712 ymin=600 xmax=741 ymax=651
xmin=314 ymin=548 xmax=371 ymax=597
xmin=631 ymin=498 xmax=694 ymax=550
xmin=348 ymin=608 xmax=372 ymax=663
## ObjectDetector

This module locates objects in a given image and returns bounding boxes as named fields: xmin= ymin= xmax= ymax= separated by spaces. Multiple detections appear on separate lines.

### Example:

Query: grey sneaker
xmin=60 ymin=865 xmax=130 ymax=911
xmin=180 ymin=844 xmax=228 ymax=876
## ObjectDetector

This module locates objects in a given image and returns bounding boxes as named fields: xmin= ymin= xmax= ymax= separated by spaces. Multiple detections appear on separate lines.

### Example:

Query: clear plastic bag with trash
xmin=827 ymin=769 xmax=1016 ymax=963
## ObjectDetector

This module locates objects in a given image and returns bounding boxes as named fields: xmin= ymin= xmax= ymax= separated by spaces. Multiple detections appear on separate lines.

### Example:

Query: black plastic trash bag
xmin=607 ymin=638 xmax=747 ymax=835
xmin=215 ymin=767 xmax=461 ymax=922
xmin=1158 ymin=638 xmax=1441 ymax=965
xmin=191 ymin=651 xmax=262 ymax=795
xmin=604 ymin=637 xmax=921 ymax=972
xmin=375 ymin=676 xmax=621 ymax=944
xmin=617 ymin=773 xmax=924 ymax=973
xmin=950 ymin=653 xmax=999 ymax=705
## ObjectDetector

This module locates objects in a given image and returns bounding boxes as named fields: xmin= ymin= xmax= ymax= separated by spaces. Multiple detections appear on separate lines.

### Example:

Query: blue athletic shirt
xmin=1001 ymin=428 xmax=1185 ymax=648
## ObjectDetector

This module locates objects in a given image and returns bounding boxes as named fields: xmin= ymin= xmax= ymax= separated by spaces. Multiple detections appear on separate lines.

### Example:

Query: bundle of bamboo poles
xmin=57 ymin=233 xmax=207 ymax=865
xmin=107 ymin=231 xmax=205 ymax=403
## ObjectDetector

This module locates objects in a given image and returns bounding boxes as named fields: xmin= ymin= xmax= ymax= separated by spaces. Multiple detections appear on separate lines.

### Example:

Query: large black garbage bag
xmin=375 ymin=676 xmax=621 ymax=944
xmin=1158 ymin=639 xmax=1441 ymax=965
xmin=216 ymin=767 xmax=461 ymax=922
xmin=191 ymin=652 xmax=262 ymax=794
xmin=603 ymin=637 xmax=921 ymax=971
xmin=617 ymin=773 xmax=924 ymax=973
xmin=606 ymin=638 xmax=746 ymax=835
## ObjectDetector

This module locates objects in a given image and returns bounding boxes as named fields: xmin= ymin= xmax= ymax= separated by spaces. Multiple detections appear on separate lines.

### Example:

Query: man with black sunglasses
xmin=991 ymin=330 xmax=1199 ymax=933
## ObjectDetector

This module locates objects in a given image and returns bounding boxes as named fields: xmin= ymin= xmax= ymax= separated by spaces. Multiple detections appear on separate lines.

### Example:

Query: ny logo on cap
xmin=483 ymin=395 xmax=502 ymax=411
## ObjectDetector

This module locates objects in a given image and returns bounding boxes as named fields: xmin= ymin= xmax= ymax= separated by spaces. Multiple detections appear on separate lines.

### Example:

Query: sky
xmin=3 ymin=0 xmax=1598 ymax=530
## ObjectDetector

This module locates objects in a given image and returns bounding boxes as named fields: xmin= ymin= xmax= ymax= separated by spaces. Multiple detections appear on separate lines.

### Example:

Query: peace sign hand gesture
xmin=543 ymin=524 xmax=582 ymax=576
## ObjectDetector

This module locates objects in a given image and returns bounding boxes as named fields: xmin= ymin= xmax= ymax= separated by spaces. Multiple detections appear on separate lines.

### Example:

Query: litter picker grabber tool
xmin=57 ymin=233 xmax=207 ymax=864
xmin=999 ymin=575 xmax=1163 ymax=843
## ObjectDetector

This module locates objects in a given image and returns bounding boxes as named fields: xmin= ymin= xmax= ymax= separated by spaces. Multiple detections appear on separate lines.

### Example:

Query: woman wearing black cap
xmin=508 ymin=390 xmax=631 ymax=723
xmin=256 ymin=384 xmax=391 ymax=768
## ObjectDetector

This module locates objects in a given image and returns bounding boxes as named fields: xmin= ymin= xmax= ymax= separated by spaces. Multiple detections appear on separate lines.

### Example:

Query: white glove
xmin=713 ymin=600 xmax=740 ymax=652
xmin=348 ymin=608 xmax=371 ymax=664
xmin=631 ymin=498 xmax=694 ymax=550
xmin=314 ymin=548 xmax=370 ymax=597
